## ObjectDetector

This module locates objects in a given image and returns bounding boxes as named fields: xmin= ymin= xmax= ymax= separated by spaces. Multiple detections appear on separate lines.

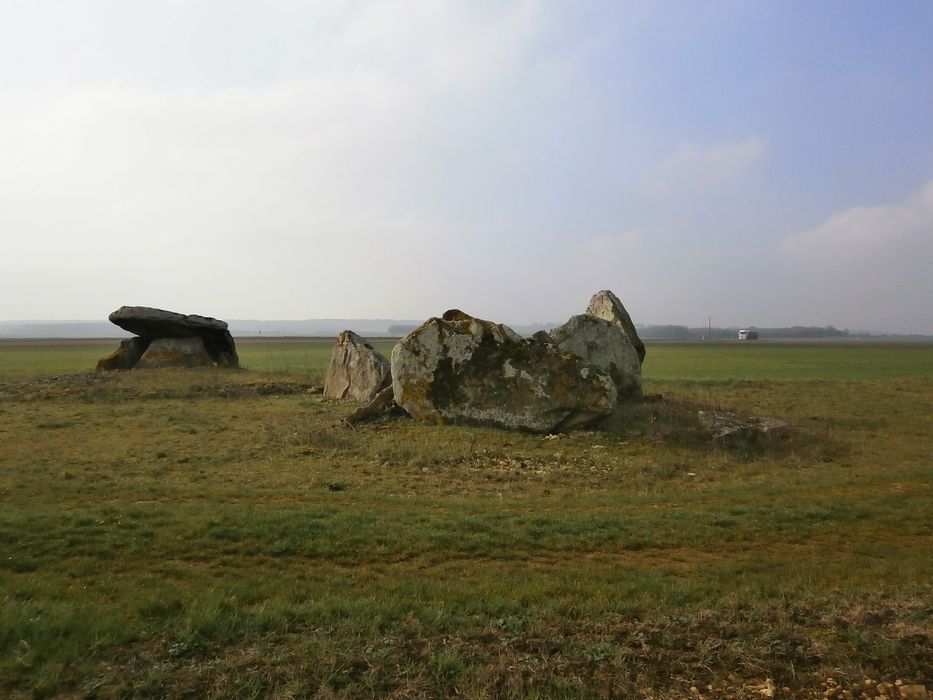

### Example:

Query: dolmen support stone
xmin=97 ymin=306 xmax=238 ymax=369
xmin=391 ymin=309 xmax=617 ymax=433
xmin=135 ymin=337 xmax=215 ymax=369
xmin=96 ymin=337 xmax=151 ymax=370
xmin=323 ymin=330 xmax=392 ymax=402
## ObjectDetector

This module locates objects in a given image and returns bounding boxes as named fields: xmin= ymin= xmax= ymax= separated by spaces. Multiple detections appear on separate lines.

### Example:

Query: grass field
xmin=0 ymin=339 xmax=930 ymax=698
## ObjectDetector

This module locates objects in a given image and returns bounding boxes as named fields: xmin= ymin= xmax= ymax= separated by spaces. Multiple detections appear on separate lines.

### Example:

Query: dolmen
xmin=97 ymin=306 xmax=239 ymax=370
xmin=325 ymin=290 xmax=646 ymax=433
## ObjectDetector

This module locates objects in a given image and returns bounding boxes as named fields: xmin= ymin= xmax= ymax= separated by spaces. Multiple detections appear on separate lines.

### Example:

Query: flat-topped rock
xmin=109 ymin=306 xmax=230 ymax=337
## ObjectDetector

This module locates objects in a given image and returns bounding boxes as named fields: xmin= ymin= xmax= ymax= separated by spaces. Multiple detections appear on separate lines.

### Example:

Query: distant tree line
xmin=638 ymin=325 xmax=850 ymax=340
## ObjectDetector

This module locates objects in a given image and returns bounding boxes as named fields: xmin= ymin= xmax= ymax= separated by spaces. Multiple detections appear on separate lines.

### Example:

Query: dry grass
xmin=0 ymin=343 xmax=931 ymax=698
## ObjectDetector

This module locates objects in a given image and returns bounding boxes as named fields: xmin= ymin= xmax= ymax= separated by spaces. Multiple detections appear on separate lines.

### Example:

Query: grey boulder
xmin=548 ymin=314 xmax=642 ymax=395
xmin=391 ymin=309 xmax=617 ymax=433
xmin=586 ymin=290 xmax=646 ymax=364
xmin=323 ymin=330 xmax=392 ymax=402
xmin=135 ymin=337 xmax=215 ymax=369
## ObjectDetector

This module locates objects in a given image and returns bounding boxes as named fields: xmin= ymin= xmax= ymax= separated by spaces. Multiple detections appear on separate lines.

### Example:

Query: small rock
xmin=698 ymin=410 xmax=791 ymax=441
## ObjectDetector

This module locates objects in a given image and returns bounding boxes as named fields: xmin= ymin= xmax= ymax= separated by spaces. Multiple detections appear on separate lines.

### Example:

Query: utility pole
xmin=707 ymin=317 xmax=712 ymax=340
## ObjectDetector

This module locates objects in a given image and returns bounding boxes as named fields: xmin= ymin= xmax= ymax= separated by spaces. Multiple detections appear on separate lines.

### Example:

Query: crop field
xmin=0 ymin=339 xmax=930 ymax=698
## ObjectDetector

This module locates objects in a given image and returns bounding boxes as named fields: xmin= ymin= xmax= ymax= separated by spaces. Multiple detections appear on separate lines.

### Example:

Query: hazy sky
xmin=2 ymin=1 xmax=932 ymax=332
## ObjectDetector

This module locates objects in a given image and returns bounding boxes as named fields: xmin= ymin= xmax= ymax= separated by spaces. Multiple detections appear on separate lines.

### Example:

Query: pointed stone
xmin=323 ymin=330 xmax=392 ymax=402
xmin=586 ymin=290 xmax=645 ymax=364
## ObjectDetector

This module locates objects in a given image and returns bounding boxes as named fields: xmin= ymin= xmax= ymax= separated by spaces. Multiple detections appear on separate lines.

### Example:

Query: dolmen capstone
xmin=97 ymin=306 xmax=239 ymax=369
xmin=323 ymin=330 xmax=392 ymax=402
xmin=391 ymin=309 xmax=617 ymax=433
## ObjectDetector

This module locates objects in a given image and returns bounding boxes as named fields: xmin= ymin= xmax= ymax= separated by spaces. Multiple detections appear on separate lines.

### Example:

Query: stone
xmin=96 ymin=337 xmax=151 ymax=370
xmin=391 ymin=309 xmax=617 ymax=432
xmin=323 ymin=330 xmax=392 ymax=402
xmin=586 ymin=290 xmax=646 ymax=364
xmin=135 ymin=337 xmax=215 ymax=369
xmin=548 ymin=314 xmax=641 ymax=395
xmin=108 ymin=306 xmax=238 ymax=367
xmin=345 ymin=385 xmax=398 ymax=425
xmin=697 ymin=410 xmax=791 ymax=441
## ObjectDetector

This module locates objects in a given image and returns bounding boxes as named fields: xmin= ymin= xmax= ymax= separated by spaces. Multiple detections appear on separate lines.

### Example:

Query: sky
xmin=1 ymin=1 xmax=932 ymax=333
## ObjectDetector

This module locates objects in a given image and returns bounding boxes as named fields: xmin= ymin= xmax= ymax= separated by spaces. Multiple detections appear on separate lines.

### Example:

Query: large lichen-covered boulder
xmin=391 ymin=310 xmax=617 ymax=433
xmin=548 ymin=314 xmax=642 ymax=396
xmin=135 ymin=337 xmax=215 ymax=368
xmin=323 ymin=330 xmax=392 ymax=402
xmin=586 ymin=290 xmax=646 ymax=365
xmin=108 ymin=306 xmax=238 ymax=367
xmin=96 ymin=337 xmax=152 ymax=370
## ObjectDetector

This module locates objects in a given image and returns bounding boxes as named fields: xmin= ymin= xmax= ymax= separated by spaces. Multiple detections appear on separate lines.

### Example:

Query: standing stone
xmin=323 ymin=330 xmax=392 ymax=402
xmin=586 ymin=290 xmax=646 ymax=364
xmin=135 ymin=337 xmax=214 ymax=368
xmin=391 ymin=310 xmax=617 ymax=433
xmin=548 ymin=314 xmax=642 ymax=395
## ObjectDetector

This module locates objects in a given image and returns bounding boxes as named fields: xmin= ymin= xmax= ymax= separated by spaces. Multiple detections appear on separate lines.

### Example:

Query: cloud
xmin=585 ymin=230 xmax=642 ymax=257
xmin=779 ymin=180 xmax=933 ymax=261
xmin=0 ymin=2 xmax=573 ymax=320
xmin=773 ymin=180 xmax=933 ymax=333
xmin=641 ymin=137 xmax=766 ymax=195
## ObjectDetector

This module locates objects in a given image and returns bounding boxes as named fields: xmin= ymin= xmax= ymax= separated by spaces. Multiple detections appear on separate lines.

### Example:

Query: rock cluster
xmin=326 ymin=290 xmax=645 ymax=433
xmin=391 ymin=309 xmax=617 ymax=433
xmin=97 ymin=306 xmax=238 ymax=370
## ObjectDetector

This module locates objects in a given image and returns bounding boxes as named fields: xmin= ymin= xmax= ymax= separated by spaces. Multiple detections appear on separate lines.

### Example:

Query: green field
xmin=4 ymin=338 xmax=932 ymax=381
xmin=1 ymin=340 xmax=930 ymax=698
